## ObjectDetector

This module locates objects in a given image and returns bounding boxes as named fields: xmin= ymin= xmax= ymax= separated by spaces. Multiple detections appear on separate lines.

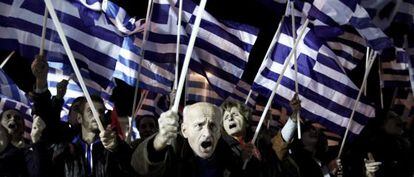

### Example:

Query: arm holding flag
xmin=272 ymin=95 xmax=301 ymax=160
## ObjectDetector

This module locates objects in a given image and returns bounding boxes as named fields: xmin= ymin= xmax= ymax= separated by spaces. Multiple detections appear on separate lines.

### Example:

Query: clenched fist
xmin=153 ymin=110 xmax=179 ymax=151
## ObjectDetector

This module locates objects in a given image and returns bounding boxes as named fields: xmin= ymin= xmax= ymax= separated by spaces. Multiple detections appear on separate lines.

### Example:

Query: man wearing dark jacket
xmin=30 ymin=55 xmax=135 ymax=177
xmin=131 ymin=102 xmax=243 ymax=177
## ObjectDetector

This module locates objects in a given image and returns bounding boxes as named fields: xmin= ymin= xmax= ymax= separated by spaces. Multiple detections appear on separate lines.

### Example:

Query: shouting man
xmin=131 ymin=102 xmax=243 ymax=177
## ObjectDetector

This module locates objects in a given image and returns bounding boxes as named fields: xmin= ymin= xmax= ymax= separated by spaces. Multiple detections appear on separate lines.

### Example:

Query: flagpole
xmin=130 ymin=0 xmax=154 ymax=139
xmin=378 ymin=60 xmax=384 ymax=109
xmin=171 ymin=0 xmax=207 ymax=113
xmin=127 ymin=89 xmax=148 ymax=143
xmin=243 ymin=19 xmax=310 ymax=169
xmin=337 ymin=51 xmax=377 ymax=158
xmin=174 ymin=0 xmax=183 ymax=90
xmin=244 ymin=16 xmax=286 ymax=105
xmin=0 ymin=51 xmax=15 ymax=69
xmin=290 ymin=0 xmax=301 ymax=140
xmin=39 ymin=8 xmax=49 ymax=56
xmin=44 ymin=0 xmax=105 ymax=131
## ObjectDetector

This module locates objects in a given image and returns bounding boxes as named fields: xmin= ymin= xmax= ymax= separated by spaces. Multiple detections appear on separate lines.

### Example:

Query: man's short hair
xmin=76 ymin=95 xmax=105 ymax=114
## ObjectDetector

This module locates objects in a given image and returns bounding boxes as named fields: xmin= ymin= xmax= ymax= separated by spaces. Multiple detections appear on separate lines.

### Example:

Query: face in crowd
xmin=137 ymin=115 xmax=157 ymax=139
xmin=0 ymin=109 xmax=24 ymax=137
xmin=301 ymin=123 xmax=327 ymax=155
xmin=223 ymin=106 xmax=246 ymax=137
xmin=383 ymin=111 xmax=405 ymax=136
xmin=181 ymin=102 xmax=222 ymax=159
xmin=77 ymin=99 xmax=106 ymax=133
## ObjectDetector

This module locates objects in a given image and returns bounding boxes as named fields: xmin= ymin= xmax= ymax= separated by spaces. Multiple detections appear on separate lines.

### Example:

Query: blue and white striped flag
xmin=251 ymin=100 xmax=288 ymax=132
xmin=252 ymin=17 xmax=375 ymax=138
xmin=324 ymin=26 xmax=366 ymax=72
xmin=0 ymin=0 xmax=147 ymax=90
xmin=294 ymin=0 xmax=393 ymax=50
xmin=0 ymin=69 xmax=30 ymax=105
xmin=361 ymin=0 xmax=414 ymax=31
xmin=137 ymin=0 xmax=259 ymax=99
xmin=380 ymin=47 xmax=412 ymax=88
xmin=0 ymin=69 xmax=32 ymax=140
xmin=135 ymin=89 xmax=169 ymax=118
xmin=187 ymin=70 xmax=257 ymax=107
xmin=391 ymin=88 xmax=414 ymax=121
xmin=226 ymin=80 xmax=258 ymax=108
xmin=186 ymin=70 xmax=223 ymax=106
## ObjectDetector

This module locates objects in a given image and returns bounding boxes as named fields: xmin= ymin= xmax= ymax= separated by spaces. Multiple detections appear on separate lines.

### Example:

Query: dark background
xmin=0 ymin=0 xmax=392 ymax=117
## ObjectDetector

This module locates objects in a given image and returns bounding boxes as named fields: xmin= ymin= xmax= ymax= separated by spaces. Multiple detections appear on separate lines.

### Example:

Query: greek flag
xmin=187 ymin=70 xmax=257 ymax=107
xmin=294 ymin=0 xmax=393 ymax=50
xmin=138 ymin=0 xmax=259 ymax=98
xmin=252 ymin=17 xmax=375 ymax=138
xmin=380 ymin=47 xmax=412 ymax=88
xmin=251 ymin=99 xmax=288 ymax=132
xmin=135 ymin=89 xmax=169 ymax=118
xmin=391 ymin=88 xmax=414 ymax=121
xmin=186 ymin=70 xmax=223 ymax=106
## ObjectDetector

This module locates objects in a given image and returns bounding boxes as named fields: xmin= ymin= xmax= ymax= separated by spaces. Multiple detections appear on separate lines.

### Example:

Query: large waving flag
xmin=294 ymin=0 xmax=393 ymax=50
xmin=252 ymin=17 xmax=375 ymax=139
xmin=137 ymin=0 xmax=259 ymax=99
xmin=0 ymin=0 xmax=120 ymax=88
xmin=0 ymin=69 xmax=32 ymax=140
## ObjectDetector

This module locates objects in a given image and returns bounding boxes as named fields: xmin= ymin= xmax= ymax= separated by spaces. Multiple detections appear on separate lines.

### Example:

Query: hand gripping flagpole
xmin=171 ymin=0 xmax=207 ymax=113
xmin=243 ymin=19 xmax=310 ymax=169
xmin=44 ymin=0 xmax=105 ymax=132
xmin=337 ymin=49 xmax=377 ymax=159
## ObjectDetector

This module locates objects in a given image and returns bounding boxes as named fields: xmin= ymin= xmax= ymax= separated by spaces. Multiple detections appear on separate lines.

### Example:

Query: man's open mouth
xmin=8 ymin=122 xmax=16 ymax=129
xmin=229 ymin=123 xmax=237 ymax=129
xmin=201 ymin=140 xmax=212 ymax=149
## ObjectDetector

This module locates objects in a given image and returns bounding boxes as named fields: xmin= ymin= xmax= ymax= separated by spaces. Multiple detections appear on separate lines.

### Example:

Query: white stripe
xmin=260 ymin=58 xmax=374 ymax=118
xmin=136 ymin=38 xmax=244 ymax=78
xmin=256 ymin=75 xmax=365 ymax=135
xmin=312 ymin=0 xmax=354 ymax=25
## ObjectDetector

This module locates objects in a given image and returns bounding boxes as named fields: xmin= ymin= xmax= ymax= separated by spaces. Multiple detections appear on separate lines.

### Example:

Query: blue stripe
xmin=20 ymin=1 xmax=123 ymax=46
xmin=252 ymin=84 xmax=360 ymax=139
xmin=260 ymin=67 xmax=370 ymax=126
xmin=143 ymin=31 xmax=248 ymax=68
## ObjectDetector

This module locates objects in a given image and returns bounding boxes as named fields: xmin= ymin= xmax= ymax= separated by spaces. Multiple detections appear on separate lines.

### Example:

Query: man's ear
xmin=181 ymin=123 xmax=188 ymax=138
xmin=76 ymin=113 xmax=82 ymax=124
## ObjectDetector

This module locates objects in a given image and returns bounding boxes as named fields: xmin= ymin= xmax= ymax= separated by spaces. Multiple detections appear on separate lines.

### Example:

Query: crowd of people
xmin=0 ymin=55 xmax=413 ymax=177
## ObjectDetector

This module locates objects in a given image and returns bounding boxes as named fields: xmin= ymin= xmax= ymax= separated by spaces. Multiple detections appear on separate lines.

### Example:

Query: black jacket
xmin=131 ymin=134 xmax=244 ymax=177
